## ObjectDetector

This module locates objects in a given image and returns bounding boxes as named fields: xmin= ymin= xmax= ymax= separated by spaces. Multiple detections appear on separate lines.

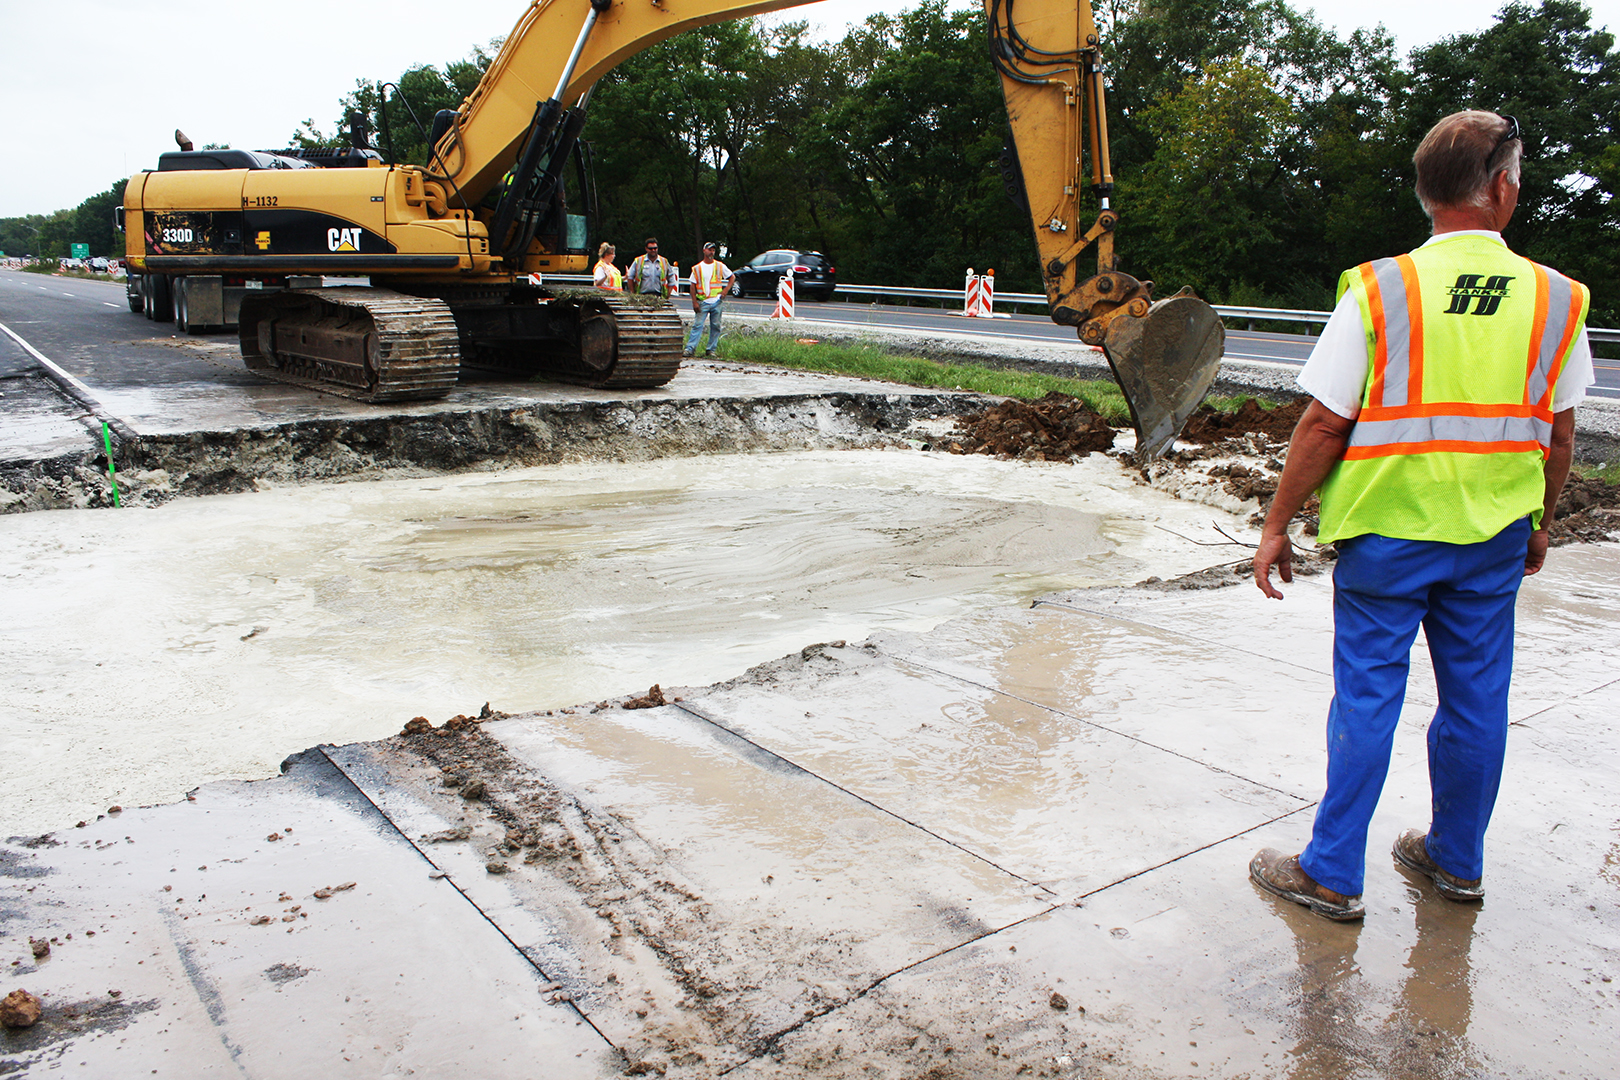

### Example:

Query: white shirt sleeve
xmin=1296 ymin=290 xmax=1369 ymax=420
xmin=1551 ymin=331 xmax=1594 ymax=412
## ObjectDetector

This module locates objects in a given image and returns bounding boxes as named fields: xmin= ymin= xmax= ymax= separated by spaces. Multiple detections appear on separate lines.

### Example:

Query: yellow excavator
xmin=120 ymin=0 xmax=1224 ymax=456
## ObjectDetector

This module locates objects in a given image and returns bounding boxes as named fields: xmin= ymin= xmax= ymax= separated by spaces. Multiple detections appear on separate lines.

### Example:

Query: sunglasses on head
xmin=1491 ymin=114 xmax=1520 ymax=160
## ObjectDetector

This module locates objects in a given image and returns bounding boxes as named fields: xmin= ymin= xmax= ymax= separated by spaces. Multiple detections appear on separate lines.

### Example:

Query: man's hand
xmin=1253 ymin=531 xmax=1294 ymax=599
xmin=1250 ymin=399 xmax=1355 ymax=601
xmin=1524 ymin=527 xmax=1550 ymax=575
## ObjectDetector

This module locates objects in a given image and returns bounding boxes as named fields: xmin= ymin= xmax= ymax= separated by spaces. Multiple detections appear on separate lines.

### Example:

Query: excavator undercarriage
xmin=237 ymin=285 xmax=683 ymax=403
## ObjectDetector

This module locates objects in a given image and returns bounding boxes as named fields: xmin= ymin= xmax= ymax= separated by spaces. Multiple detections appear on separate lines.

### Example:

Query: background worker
xmin=685 ymin=242 xmax=735 ymax=358
xmin=593 ymin=242 xmax=622 ymax=290
xmin=1248 ymin=110 xmax=1594 ymax=922
xmin=624 ymin=237 xmax=677 ymax=297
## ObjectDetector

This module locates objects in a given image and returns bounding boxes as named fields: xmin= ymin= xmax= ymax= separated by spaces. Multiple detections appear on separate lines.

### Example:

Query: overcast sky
xmin=1 ymin=0 xmax=1614 ymax=218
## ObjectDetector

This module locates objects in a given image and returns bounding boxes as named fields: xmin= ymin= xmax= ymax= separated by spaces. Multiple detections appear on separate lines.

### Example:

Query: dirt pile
xmin=1180 ymin=398 xmax=1307 ymax=445
xmin=1550 ymin=475 xmax=1620 ymax=544
xmin=947 ymin=392 xmax=1115 ymax=461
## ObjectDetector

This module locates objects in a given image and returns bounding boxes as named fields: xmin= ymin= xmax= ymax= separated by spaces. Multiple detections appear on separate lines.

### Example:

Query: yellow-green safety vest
xmin=692 ymin=261 xmax=728 ymax=299
xmin=1317 ymin=235 xmax=1589 ymax=544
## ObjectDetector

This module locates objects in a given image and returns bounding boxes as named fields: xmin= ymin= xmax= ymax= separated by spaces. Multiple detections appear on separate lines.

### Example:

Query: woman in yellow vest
xmin=593 ymin=242 xmax=622 ymax=291
xmin=1248 ymin=111 xmax=1594 ymax=922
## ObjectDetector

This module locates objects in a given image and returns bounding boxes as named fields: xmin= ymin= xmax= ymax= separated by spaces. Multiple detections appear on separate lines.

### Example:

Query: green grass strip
xmin=1576 ymin=460 xmax=1620 ymax=485
xmin=101 ymin=422 xmax=121 ymax=508
xmin=713 ymin=333 xmax=1275 ymax=425
xmin=714 ymin=334 xmax=1131 ymax=423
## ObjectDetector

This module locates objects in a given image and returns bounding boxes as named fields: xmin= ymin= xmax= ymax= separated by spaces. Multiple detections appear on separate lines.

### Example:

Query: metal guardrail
xmin=537 ymin=273 xmax=1617 ymax=341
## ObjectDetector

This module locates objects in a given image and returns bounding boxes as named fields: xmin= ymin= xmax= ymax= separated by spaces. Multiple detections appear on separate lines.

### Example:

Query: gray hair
xmin=1414 ymin=110 xmax=1522 ymax=219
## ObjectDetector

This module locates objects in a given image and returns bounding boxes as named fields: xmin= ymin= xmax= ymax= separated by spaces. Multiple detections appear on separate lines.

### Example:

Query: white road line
xmin=60 ymin=293 xmax=75 ymax=297
xmin=0 ymin=318 xmax=135 ymax=438
xmin=103 ymin=302 xmax=121 ymax=308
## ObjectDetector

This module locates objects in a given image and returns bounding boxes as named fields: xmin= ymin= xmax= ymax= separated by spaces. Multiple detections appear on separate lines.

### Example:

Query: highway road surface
xmin=3 ymin=270 xmax=1615 ymax=411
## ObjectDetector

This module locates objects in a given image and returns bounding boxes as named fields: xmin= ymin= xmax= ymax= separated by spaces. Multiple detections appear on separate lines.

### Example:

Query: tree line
xmin=0 ymin=181 xmax=125 ymax=264
xmin=7 ymin=0 xmax=1614 ymax=323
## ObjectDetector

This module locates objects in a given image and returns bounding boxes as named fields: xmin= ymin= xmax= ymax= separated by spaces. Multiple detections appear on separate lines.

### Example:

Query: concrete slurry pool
xmin=1 ymin=447 xmax=1255 ymax=835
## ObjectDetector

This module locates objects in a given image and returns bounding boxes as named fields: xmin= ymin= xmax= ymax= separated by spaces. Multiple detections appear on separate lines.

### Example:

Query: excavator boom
xmin=986 ymin=0 xmax=1223 ymax=456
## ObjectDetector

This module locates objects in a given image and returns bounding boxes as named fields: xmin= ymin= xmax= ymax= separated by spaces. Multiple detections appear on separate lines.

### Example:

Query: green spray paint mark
xmin=101 ymin=422 xmax=121 ymax=508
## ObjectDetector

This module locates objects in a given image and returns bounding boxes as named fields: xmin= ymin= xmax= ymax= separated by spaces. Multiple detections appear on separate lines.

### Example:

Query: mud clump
xmin=622 ymin=684 xmax=668 ymax=710
xmin=312 ymin=882 xmax=356 ymax=900
xmin=400 ymin=705 xmax=510 ymax=739
xmin=949 ymin=392 xmax=1115 ymax=461
xmin=1 ymin=989 xmax=42 ymax=1028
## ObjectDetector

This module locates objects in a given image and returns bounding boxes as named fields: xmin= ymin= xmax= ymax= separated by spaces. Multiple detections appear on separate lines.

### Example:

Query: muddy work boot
xmin=1249 ymin=848 xmax=1365 ymax=921
xmin=1392 ymin=829 xmax=1484 ymax=901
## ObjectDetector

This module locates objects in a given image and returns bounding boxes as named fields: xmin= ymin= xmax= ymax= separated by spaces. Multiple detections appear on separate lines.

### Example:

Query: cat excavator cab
xmin=121 ymin=0 xmax=1223 ymax=455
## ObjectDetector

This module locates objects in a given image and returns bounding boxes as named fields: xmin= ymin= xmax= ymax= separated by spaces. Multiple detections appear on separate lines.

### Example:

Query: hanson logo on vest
xmin=327 ymin=227 xmax=365 ymax=252
xmin=1444 ymin=273 xmax=1514 ymax=316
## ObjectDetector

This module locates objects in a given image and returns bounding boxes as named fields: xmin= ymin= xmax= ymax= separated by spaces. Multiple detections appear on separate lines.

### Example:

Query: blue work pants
xmin=1299 ymin=518 xmax=1530 ymax=897
xmin=686 ymin=297 xmax=724 ymax=355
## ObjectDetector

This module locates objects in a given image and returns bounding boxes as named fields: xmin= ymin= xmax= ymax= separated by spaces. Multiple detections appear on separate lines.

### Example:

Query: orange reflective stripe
xmin=1360 ymin=261 xmax=1388 ymax=408
xmin=1395 ymin=254 xmax=1424 ymax=402
xmin=1344 ymin=439 xmax=1546 ymax=461
xmin=1360 ymin=401 xmax=1551 ymax=422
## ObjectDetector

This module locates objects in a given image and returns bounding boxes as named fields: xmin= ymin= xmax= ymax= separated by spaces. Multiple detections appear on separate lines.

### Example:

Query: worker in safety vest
xmin=1249 ymin=110 xmax=1594 ymax=922
xmin=684 ymin=242 xmax=735 ymax=358
xmin=592 ymin=242 xmax=622 ymax=290
xmin=624 ymin=237 xmax=677 ymax=297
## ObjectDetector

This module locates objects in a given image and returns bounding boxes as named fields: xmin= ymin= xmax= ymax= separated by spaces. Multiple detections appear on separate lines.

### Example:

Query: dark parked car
xmin=730 ymin=250 xmax=836 ymax=301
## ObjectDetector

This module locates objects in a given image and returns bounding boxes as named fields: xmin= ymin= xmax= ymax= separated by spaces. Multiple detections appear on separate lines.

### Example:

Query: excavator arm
xmin=425 ymin=0 xmax=1222 ymax=454
xmin=986 ymin=0 xmax=1224 ymax=456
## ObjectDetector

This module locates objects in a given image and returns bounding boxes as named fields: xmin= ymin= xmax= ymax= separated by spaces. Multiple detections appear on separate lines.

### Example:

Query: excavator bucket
xmin=1101 ymin=291 xmax=1226 ymax=459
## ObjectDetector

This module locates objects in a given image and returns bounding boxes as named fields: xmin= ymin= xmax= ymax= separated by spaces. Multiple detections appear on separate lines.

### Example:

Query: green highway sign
xmin=71 ymin=243 xmax=90 ymax=260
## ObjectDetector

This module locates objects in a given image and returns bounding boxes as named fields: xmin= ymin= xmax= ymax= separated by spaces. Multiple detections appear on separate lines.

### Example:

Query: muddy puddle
xmin=0 ymin=447 xmax=1262 ymax=834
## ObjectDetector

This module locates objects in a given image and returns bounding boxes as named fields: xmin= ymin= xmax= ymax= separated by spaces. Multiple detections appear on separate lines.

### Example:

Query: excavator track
xmin=239 ymin=288 xmax=460 ymax=403
xmin=563 ymin=292 xmax=684 ymax=389
xmin=457 ymin=288 xmax=683 ymax=389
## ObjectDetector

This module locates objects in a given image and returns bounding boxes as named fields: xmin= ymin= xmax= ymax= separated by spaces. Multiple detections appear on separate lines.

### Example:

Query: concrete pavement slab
xmin=0 ymin=752 xmax=619 ymax=1078
xmin=324 ymin=702 xmax=1054 ymax=1072
xmin=732 ymin=669 xmax=1620 ymax=1080
xmin=676 ymin=641 xmax=1309 ymax=897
